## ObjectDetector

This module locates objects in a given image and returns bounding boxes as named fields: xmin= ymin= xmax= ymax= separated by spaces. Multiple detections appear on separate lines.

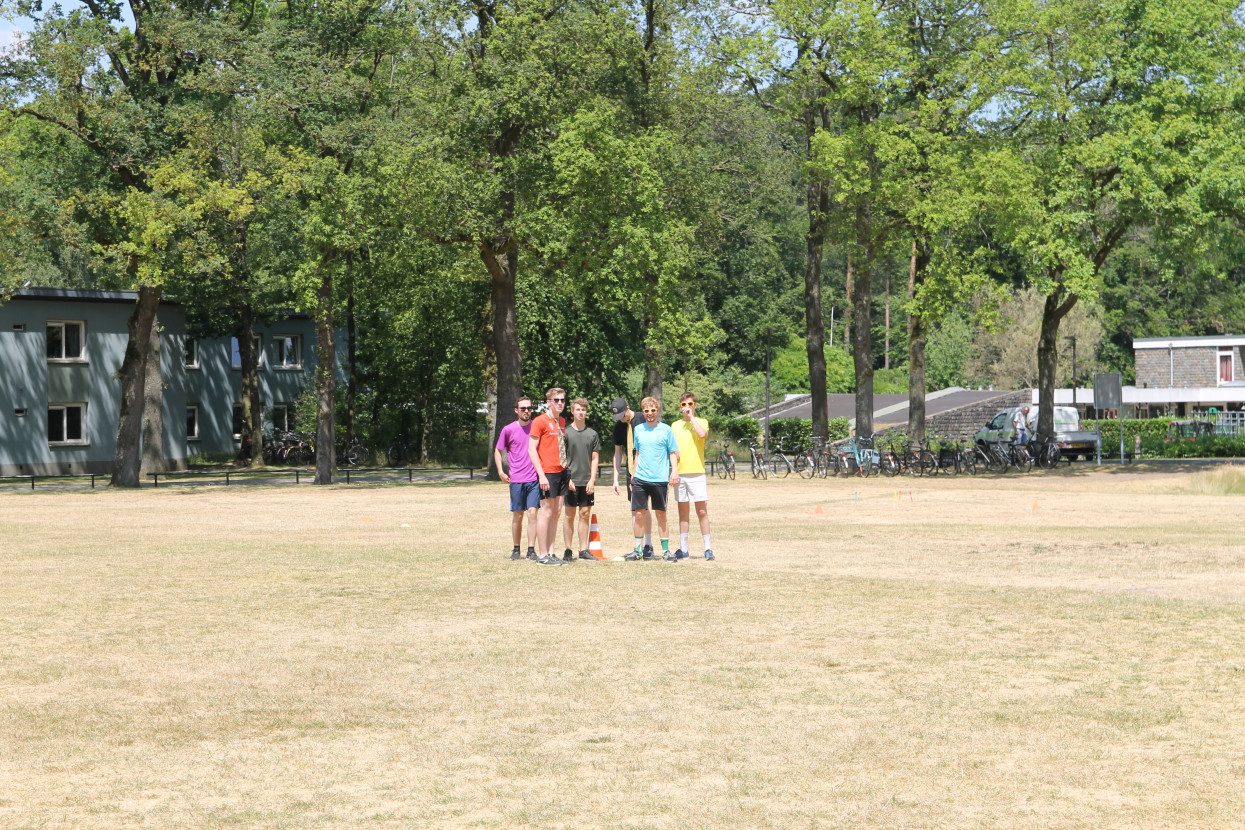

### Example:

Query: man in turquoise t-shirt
xmin=625 ymin=395 xmax=679 ymax=561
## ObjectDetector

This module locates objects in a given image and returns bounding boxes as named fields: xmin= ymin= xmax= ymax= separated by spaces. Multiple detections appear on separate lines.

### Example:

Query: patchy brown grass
xmin=2 ymin=468 xmax=1244 ymax=829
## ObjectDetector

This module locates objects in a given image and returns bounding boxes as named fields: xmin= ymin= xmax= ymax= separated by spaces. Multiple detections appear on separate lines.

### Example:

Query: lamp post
xmin=765 ymin=325 xmax=780 ymax=461
xmin=1066 ymin=335 xmax=1078 ymax=408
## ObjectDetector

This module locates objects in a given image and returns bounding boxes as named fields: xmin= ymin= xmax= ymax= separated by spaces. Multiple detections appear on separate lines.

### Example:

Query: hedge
xmin=1083 ymin=418 xmax=1245 ymax=459
xmin=704 ymin=416 xmax=850 ymax=448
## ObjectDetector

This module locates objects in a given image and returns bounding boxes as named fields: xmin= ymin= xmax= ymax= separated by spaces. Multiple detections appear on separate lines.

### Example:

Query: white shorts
xmin=675 ymin=473 xmax=708 ymax=503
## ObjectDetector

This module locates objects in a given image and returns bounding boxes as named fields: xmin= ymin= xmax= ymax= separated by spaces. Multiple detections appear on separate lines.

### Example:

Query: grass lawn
xmin=2 ymin=464 xmax=1244 ymax=828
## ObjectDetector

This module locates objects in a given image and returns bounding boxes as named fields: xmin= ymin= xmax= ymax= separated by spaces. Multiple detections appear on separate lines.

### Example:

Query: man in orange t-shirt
xmin=526 ymin=387 xmax=568 ymax=564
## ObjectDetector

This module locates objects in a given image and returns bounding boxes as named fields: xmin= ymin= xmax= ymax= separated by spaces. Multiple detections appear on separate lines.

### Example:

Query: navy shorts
xmin=565 ymin=486 xmax=595 ymax=508
xmin=630 ymin=478 xmax=668 ymax=512
xmin=540 ymin=470 xmax=569 ymax=500
xmin=509 ymin=481 xmax=540 ymax=511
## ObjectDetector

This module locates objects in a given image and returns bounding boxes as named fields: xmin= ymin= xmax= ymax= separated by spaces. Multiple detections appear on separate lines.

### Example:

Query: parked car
xmin=974 ymin=405 xmax=1101 ymax=460
xmin=1163 ymin=419 xmax=1214 ymax=443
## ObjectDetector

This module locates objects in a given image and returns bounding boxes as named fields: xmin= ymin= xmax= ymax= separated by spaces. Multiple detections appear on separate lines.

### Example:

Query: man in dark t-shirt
xmin=562 ymin=398 xmax=601 ymax=560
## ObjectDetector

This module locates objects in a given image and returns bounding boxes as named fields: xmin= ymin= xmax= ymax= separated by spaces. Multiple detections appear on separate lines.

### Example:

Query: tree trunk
xmin=803 ymin=103 xmax=830 ymax=442
xmin=112 ymin=286 xmax=161 ymax=487
xmin=1038 ymin=282 xmax=1077 ymax=440
xmin=314 ymin=269 xmax=336 ymax=484
xmin=140 ymin=309 xmax=164 ymax=474
xmin=346 ymin=278 xmax=357 ymax=445
xmin=844 ymin=253 xmax=853 ymax=347
xmin=907 ymin=240 xmax=930 ymax=443
xmin=851 ymin=207 xmax=875 ymax=438
xmin=238 ymin=306 xmax=263 ymax=468
xmin=884 ymin=269 xmax=890 ymax=370
xmin=483 ymin=242 xmax=521 ymax=481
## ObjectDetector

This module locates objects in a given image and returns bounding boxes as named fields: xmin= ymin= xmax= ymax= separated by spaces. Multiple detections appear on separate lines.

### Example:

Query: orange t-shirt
xmin=529 ymin=412 xmax=566 ymax=473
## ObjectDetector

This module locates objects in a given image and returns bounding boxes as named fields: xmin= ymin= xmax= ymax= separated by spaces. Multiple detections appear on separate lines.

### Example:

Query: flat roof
xmin=1134 ymin=335 xmax=1245 ymax=349
xmin=754 ymin=388 xmax=1021 ymax=425
xmin=8 ymin=287 xmax=178 ymax=305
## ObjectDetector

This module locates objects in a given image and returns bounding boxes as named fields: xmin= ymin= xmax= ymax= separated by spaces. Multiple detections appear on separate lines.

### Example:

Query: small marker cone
xmin=587 ymin=513 xmax=606 ymax=559
xmin=814 ymin=503 xmax=824 ymax=514
xmin=1032 ymin=500 xmax=1039 ymax=511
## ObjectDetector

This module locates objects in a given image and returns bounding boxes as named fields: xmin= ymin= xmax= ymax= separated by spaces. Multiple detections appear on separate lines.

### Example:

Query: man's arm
xmin=494 ymin=447 xmax=510 ymax=484
xmin=693 ymin=417 xmax=708 ymax=439
xmin=587 ymin=450 xmax=599 ymax=494
xmin=528 ymin=433 xmax=547 ymax=489
xmin=669 ymin=450 xmax=680 ymax=487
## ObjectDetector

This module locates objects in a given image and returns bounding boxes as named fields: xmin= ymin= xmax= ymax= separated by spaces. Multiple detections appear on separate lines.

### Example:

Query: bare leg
xmin=695 ymin=501 xmax=710 ymax=536
xmin=538 ymin=498 xmax=563 ymax=557
xmin=563 ymin=505 xmax=575 ymax=552
xmin=654 ymin=509 xmax=668 ymax=540
xmin=524 ymin=507 xmax=538 ymax=549
xmin=511 ymin=511 xmax=524 ymax=547
xmin=578 ymin=505 xmax=591 ymax=550
xmin=677 ymin=501 xmax=691 ymax=538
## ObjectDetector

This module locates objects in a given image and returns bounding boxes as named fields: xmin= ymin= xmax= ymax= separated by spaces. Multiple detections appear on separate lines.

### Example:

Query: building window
xmin=273 ymin=335 xmax=302 ymax=369
xmin=271 ymin=404 xmax=292 ymax=433
xmin=232 ymin=403 xmax=244 ymax=439
xmin=231 ymin=336 xmax=262 ymax=370
xmin=46 ymin=321 xmax=85 ymax=361
xmin=1219 ymin=348 xmax=1234 ymax=384
xmin=48 ymin=404 xmax=87 ymax=445
xmin=187 ymin=405 xmax=200 ymax=441
xmin=185 ymin=338 xmax=199 ymax=368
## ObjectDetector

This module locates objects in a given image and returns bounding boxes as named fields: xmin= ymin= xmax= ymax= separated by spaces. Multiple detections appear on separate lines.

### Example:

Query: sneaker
xmin=526 ymin=548 xmax=538 ymax=561
xmin=663 ymin=550 xmax=678 ymax=562
xmin=624 ymin=549 xmax=643 ymax=561
xmin=511 ymin=548 xmax=521 ymax=561
xmin=537 ymin=554 xmax=561 ymax=565
xmin=674 ymin=549 xmax=689 ymax=560
xmin=578 ymin=550 xmax=593 ymax=560
xmin=642 ymin=544 xmax=654 ymax=560
xmin=704 ymin=549 xmax=715 ymax=561
xmin=562 ymin=549 xmax=574 ymax=563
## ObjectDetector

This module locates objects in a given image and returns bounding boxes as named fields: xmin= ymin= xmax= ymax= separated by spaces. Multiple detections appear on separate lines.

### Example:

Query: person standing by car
xmin=562 ymin=398 xmax=601 ymax=561
xmin=1013 ymin=406 xmax=1031 ymax=446
xmin=494 ymin=395 xmax=539 ymax=561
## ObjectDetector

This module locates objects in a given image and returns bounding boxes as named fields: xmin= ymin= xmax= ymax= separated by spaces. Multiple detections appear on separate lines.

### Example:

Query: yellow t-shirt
xmin=671 ymin=417 xmax=708 ymax=475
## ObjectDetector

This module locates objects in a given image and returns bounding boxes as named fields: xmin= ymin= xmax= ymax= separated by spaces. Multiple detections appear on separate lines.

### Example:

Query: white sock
xmin=680 ymin=533 xmax=688 ymax=551
xmin=703 ymin=534 xmax=712 ymax=550
xmin=644 ymin=533 xmax=652 ymax=547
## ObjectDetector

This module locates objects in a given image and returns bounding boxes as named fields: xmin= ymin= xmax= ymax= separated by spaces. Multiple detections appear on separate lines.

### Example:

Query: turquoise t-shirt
xmin=632 ymin=421 xmax=678 ymax=482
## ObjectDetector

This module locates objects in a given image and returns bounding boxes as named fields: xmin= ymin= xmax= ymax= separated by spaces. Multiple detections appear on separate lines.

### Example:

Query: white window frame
xmin=185 ymin=338 xmax=199 ymax=369
xmin=1218 ymin=348 xmax=1234 ymax=385
xmin=273 ymin=334 xmax=302 ymax=370
xmin=271 ymin=403 xmax=293 ymax=433
xmin=48 ymin=403 xmax=88 ymax=446
xmin=231 ymin=335 xmax=262 ymax=370
xmin=46 ymin=320 xmax=86 ymax=362
xmin=187 ymin=405 xmax=200 ymax=441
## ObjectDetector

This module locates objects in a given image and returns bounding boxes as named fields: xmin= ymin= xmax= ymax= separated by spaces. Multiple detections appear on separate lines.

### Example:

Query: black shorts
xmin=540 ymin=470 xmax=569 ymax=500
xmin=565 ymin=486 xmax=595 ymax=508
xmin=630 ymin=478 xmax=668 ymax=512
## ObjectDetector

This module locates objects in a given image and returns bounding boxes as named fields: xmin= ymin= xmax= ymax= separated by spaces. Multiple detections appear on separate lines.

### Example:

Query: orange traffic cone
xmin=588 ymin=514 xmax=606 ymax=559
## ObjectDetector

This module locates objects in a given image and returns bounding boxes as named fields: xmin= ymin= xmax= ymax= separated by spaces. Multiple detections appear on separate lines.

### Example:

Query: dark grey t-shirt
xmin=564 ymin=424 xmax=602 ymax=486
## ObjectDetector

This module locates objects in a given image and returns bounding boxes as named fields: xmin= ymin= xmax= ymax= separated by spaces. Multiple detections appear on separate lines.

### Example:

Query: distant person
xmin=670 ymin=392 xmax=713 ymax=561
xmin=562 ymin=398 xmax=601 ymax=560
xmin=527 ymin=387 xmax=568 ymax=564
xmin=624 ymin=396 xmax=679 ymax=561
xmin=1013 ymin=406 xmax=1031 ymax=446
xmin=610 ymin=397 xmax=652 ymax=549
xmin=494 ymin=396 xmax=539 ymax=561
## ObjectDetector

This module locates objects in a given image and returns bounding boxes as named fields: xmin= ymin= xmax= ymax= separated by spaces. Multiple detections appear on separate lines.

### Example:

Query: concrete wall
xmin=871 ymin=390 xmax=1034 ymax=441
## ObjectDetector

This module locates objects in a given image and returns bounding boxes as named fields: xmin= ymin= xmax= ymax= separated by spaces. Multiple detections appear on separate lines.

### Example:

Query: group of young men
xmin=493 ymin=387 xmax=714 ymax=565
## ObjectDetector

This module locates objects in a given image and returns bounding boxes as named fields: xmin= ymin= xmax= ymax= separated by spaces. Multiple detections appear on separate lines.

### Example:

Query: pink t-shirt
xmin=496 ymin=420 xmax=538 ymax=483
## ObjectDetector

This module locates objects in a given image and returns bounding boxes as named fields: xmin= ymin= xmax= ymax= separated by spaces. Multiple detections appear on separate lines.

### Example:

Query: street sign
xmin=1093 ymin=372 xmax=1123 ymax=411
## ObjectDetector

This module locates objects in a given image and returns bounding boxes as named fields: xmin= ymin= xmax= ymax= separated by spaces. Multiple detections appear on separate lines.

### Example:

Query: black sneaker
xmin=578 ymin=550 xmax=593 ymax=560
xmin=537 ymin=554 xmax=561 ymax=565
xmin=562 ymin=549 xmax=574 ymax=562
xmin=674 ymin=549 xmax=689 ymax=560
xmin=642 ymin=544 xmax=654 ymax=560
xmin=526 ymin=547 xmax=537 ymax=561
xmin=624 ymin=549 xmax=643 ymax=561
xmin=511 ymin=547 xmax=521 ymax=561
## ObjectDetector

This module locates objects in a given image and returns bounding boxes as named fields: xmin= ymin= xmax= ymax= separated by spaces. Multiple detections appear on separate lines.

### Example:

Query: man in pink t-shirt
xmin=494 ymin=396 xmax=539 ymax=561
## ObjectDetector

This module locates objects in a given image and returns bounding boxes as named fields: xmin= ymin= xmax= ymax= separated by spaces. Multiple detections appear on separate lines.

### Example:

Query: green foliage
xmin=769 ymin=417 xmax=850 ymax=448
xmin=873 ymin=368 xmax=909 ymax=394
xmin=707 ymin=416 xmax=762 ymax=446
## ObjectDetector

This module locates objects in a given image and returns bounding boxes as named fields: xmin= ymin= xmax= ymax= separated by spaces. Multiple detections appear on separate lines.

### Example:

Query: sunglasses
xmin=642 ymin=408 xmax=658 ymax=414
xmin=517 ymin=406 xmax=532 ymax=411
xmin=681 ymin=402 xmax=695 ymax=407
xmin=552 ymin=398 xmax=566 ymax=403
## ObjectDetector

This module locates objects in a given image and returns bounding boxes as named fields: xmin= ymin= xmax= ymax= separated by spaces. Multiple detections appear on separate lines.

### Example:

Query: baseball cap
xmin=610 ymin=397 xmax=629 ymax=421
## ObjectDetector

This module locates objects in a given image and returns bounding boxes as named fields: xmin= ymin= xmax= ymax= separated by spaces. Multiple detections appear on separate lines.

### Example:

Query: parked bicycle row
xmin=712 ymin=431 xmax=1066 ymax=480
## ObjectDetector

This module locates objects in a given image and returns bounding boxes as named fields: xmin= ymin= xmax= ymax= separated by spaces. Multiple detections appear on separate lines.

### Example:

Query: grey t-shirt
xmin=564 ymin=424 xmax=602 ymax=486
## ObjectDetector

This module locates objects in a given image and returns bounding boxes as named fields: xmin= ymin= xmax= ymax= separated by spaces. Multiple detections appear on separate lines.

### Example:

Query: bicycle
xmin=1030 ymin=432 xmax=1062 ymax=469
xmin=387 ymin=437 xmax=415 ymax=467
xmin=769 ymin=438 xmax=796 ymax=478
xmin=715 ymin=441 xmax=736 ymax=480
xmin=794 ymin=442 xmax=817 ymax=479
xmin=336 ymin=436 xmax=369 ymax=466
xmin=749 ymin=442 xmax=768 ymax=480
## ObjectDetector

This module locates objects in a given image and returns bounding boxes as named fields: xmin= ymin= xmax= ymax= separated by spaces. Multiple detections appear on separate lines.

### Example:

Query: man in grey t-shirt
xmin=562 ymin=398 xmax=602 ymax=560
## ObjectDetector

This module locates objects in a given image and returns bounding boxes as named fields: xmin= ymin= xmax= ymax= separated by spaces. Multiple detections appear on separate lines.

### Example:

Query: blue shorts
xmin=509 ymin=480 xmax=541 ymax=511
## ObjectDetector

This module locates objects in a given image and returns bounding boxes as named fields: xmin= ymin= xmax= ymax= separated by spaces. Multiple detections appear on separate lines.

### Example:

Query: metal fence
xmin=1215 ymin=412 xmax=1245 ymax=437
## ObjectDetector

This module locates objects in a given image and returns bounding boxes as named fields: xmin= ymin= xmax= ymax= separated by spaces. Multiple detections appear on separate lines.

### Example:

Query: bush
xmin=763 ymin=417 xmax=851 ymax=449
xmin=707 ymin=415 xmax=761 ymax=445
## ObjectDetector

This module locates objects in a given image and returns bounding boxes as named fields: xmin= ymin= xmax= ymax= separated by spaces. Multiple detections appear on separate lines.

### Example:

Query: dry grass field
xmin=2 ymin=464 xmax=1245 ymax=829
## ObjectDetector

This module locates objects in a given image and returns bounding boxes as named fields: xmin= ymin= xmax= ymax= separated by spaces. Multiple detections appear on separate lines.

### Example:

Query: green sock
xmin=634 ymin=537 xmax=643 ymax=551
xmin=661 ymin=538 xmax=669 ymax=553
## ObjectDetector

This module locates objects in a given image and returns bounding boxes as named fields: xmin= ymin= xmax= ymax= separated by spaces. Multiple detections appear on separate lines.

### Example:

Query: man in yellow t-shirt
xmin=669 ymin=392 xmax=714 ymax=561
